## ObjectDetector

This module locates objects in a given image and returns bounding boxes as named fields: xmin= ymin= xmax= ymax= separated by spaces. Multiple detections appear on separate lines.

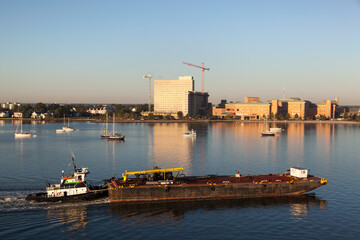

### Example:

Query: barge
xmin=106 ymin=167 xmax=327 ymax=203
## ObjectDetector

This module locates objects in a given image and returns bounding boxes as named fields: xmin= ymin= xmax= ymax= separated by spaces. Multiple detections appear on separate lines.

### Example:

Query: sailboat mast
xmin=106 ymin=113 xmax=108 ymax=134
xmin=113 ymin=114 xmax=115 ymax=134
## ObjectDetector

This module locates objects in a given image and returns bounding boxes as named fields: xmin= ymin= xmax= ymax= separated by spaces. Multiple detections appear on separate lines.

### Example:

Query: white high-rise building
xmin=154 ymin=76 xmax=209 ymax=116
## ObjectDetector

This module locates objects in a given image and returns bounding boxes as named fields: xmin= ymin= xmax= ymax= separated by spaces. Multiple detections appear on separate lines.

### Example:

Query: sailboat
xmin=100 ymin=113 xmax=110 ymax=138
xmin=261 ymin=118 xmax=275 ymax=137
xmin=56 ymin=115 xmax=75 ymax=133
xmin=14 ymin=118 xmax=32 ymax=138
xmin=269 ymin=116 xmax=283 ymax=133
xmin=103 ymin=114 xmax=125 ymax=140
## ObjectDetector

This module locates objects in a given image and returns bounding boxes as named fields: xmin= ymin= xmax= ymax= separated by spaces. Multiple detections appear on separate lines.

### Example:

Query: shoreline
xmin=2 ymin=118 xmax=360 ymax=125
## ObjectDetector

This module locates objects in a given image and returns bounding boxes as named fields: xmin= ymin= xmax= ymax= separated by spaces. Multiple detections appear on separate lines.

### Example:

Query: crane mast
xmin=143 ymin=73 xmax=152 ymax=112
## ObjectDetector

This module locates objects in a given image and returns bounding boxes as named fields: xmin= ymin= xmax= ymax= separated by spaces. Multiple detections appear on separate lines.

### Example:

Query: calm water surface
xmin=0 ymin=120 xmax=359 ymax=239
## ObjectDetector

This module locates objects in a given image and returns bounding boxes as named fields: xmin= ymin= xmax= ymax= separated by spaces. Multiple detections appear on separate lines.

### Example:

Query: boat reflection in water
xmin=109 ymin=194 xmax=327 ymax=222
xmin=46 ymin=205 xmax=88 ymax=232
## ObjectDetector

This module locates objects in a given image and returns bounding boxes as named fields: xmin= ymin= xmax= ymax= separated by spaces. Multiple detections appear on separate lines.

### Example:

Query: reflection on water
xmin=109 ymin=194 xmax=327 ymax=224
xmin=152 ymin=124 xmax=194 ymax=171
xmin=47 ymin=205 xmax=88 ymax=232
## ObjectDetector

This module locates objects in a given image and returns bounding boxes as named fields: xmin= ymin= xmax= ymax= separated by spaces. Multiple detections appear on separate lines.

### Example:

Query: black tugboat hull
xmin=26 ymin=189 xmax=108 ymax=203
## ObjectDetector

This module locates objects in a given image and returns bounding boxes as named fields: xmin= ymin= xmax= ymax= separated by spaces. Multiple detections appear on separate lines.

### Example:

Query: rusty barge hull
xmin=107 ymin=175 xmax=327 ymax=203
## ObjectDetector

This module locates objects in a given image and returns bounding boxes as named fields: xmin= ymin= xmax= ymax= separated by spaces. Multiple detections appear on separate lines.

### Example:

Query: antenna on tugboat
xmin=71 ymin=151 xmax=77 ymax=172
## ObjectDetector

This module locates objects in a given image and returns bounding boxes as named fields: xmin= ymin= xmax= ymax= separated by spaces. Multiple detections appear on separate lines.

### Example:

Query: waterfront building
xmin=1 ymin=102 xmax=20 ymax=110
xmin=13 ymin=112 xmax=23 ymax=118
xmin=316 ymin=97 xmax=339 ymax=119
xmin=87 ymin=107 xmax=108 ymax=115
xmin=154 ymin=76 xmax=209 ymax=116
xmin=0 ymin=111 xmax=10 ymax=118
xmin=213 ymin=98 xmax=271 ymax=120
xmin=279 ymin=98 xmax=316 ymax=119
xmin=213 ymin=97 xmax=338 ymax=120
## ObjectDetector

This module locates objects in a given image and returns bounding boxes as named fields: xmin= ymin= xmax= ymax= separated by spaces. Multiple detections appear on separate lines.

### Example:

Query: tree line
xmin=0 ymin=102 xmax=149 ymax=119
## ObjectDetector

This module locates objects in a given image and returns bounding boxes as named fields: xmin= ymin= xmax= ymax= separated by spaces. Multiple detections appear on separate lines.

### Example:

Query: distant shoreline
xmin=2 ymin=118 xmax=360 ymax=125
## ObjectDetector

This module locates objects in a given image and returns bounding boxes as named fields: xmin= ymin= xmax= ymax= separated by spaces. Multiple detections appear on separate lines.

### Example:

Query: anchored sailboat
xmin=102 ymin=114 xmax=125 ymax=140
xmin=56 ymin=115 xmax=74 ymax=133
xmin=14 ymin=118 xmax=31 ymax=138
xmin=261 ymin=118 xmax=275 ymax=137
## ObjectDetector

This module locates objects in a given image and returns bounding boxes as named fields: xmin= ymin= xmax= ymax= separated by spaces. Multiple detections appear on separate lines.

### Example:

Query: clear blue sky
xmin=1 ymin=0 xmax=359 ymax=105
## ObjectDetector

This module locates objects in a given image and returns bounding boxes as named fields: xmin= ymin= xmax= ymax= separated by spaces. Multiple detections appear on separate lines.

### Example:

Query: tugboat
xmin=26 ymin=156 xmax=108 ymax=202
xmin=106 ymin=167 xmax=327 ymax=203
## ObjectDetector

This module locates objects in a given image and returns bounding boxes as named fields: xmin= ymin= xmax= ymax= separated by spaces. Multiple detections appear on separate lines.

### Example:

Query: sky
xmin=1 ymin=0 xmax=360 ymax=105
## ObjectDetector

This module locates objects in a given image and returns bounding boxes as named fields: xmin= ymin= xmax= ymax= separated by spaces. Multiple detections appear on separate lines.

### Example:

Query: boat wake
xmin=0 ymin=190 xmax=109 ymax=213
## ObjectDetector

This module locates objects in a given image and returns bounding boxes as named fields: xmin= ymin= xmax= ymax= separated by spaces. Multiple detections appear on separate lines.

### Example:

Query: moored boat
xmin=106 ymin=167 xmax=328 ymax=203
xmin=183 ymin=129 xmax=196 ymax=137
xmin=269 ymin=127 xmax=283 ymax=133
xmin=101 ymin=114 xmax=125 ymax=140
xmin=56 ymin=115 xmax=74 ymax=133
xmin=26 ymin=156 xmax=107 ymax=202
xmin=14 ymin=118 xmax=32 ymax=138
xmin=261 ymin=131 xmax=276 ymax=137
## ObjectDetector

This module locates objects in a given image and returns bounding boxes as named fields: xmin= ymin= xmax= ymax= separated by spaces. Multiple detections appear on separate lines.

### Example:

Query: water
xmin=0 ymin=120 xmax=359 ymax=239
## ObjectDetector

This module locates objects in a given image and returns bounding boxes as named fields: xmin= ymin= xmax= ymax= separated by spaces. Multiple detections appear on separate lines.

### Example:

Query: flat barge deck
xmin=107 ymin=168 xmax=328 ymax=203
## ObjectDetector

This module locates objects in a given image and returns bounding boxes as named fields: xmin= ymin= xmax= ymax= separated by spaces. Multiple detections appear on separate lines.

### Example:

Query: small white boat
xmin=269 ymin=127 xmax=283 ymax=133
xmin=14 ymin=118 xmax=32 ymax=138
xmin=56 ymin=115 xmax=74 ymax=133
xmin=183 ymin=129 xmax=196 ymax=137
xmin=261 ymin=131 xmax=276 ymax=137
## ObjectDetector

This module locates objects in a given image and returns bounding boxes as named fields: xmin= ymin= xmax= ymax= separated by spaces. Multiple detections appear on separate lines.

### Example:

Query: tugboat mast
xmin=72 ymin=156 xmax=77 ymax=172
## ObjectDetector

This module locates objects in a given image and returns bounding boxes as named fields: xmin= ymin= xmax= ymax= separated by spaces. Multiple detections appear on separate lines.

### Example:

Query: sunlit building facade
xmin=213 ymin=97 xmax=339 ymax=120
xmin=154 ymin=76 xmax=209 ymax=116
xmin=316 ymin=98 xmax=339 ymax=119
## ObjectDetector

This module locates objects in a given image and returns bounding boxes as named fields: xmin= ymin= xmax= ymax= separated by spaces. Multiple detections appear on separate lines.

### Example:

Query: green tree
xmin=270 ymin=112 xmax=274 ymax=120
xmin=148 ymin=113 xmax=155 ymax=120
xmin=177 ymin=111 xmax=184 ymax=119
xmin=54 ymin=107 xmax=65 ymax=118
xmin=278 ymin=113 xmax=284 ymax=120
xmin=294 ymin=113 xmax=299 ymax=119
xmin=34 ymin=102 xmax=47 ymax=113
xmin=356 ymin=114 xmax=360 ymax=121
xmin=285 ymin=114 xmax=290 ymax=120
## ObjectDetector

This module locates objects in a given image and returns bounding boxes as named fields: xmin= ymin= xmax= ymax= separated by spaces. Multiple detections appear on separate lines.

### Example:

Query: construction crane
xmin=182 ymin=62 xmax=210 ymax=93
xmin=122 ymin=167 xmax=184 ymax=182
xmin=143 ymin=73 xmax=152 ymax=112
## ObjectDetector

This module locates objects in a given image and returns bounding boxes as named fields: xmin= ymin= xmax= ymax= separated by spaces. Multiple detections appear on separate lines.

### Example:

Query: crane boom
xmin=122 ymin=167 xmax=184 ymax=182
xmin=182 ymin=61 xmax=209 ymax=93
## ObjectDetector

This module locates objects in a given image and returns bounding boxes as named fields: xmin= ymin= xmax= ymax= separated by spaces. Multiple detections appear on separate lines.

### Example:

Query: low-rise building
xmin=213 ymin=97 xmax=338 ymax=120
xmin=0 ymin=111 xmax=10 ymax=118
xmin=13 ymin=112 xmax=23 ymax=118
xmin=316 ymin=98 xmax=339 ymax=119
xmin=87 ymin=107 xmax=107 ymax=115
